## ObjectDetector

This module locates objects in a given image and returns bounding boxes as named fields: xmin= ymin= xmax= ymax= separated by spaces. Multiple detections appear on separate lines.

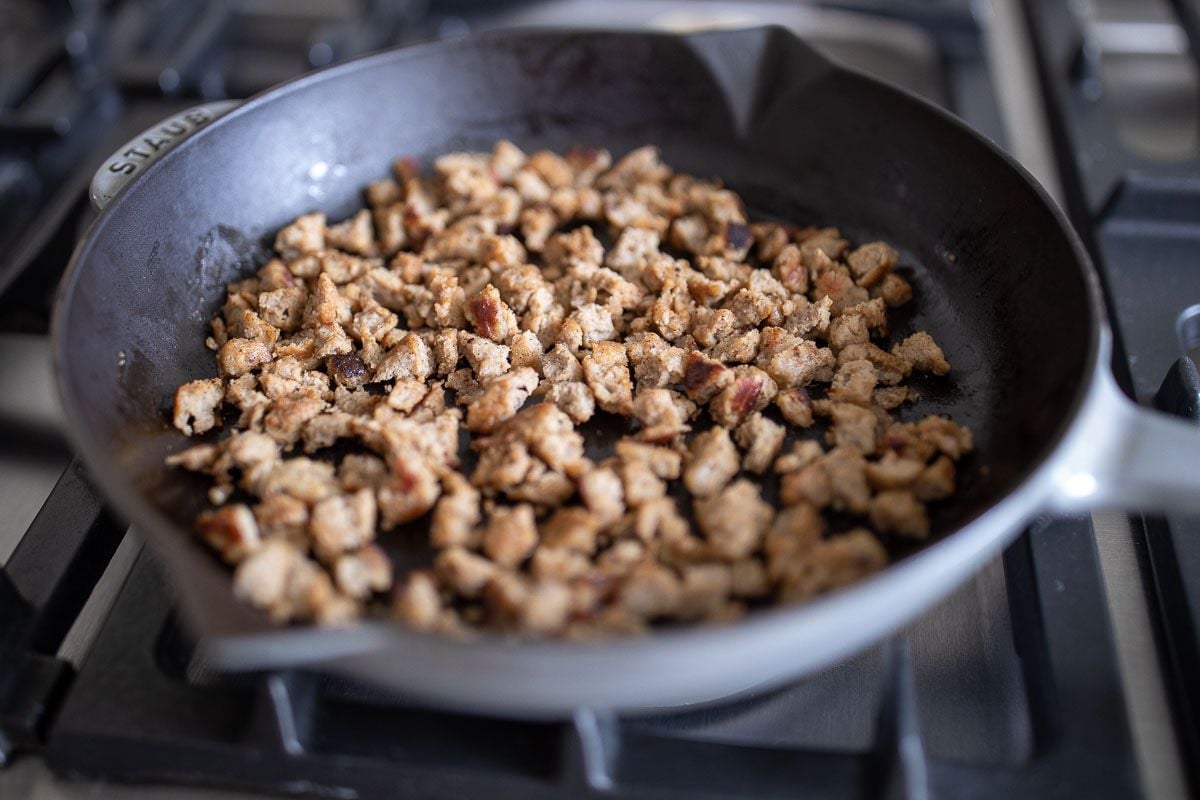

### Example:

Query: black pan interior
xmin=54 ymin=28 xmax=1096 ymax=635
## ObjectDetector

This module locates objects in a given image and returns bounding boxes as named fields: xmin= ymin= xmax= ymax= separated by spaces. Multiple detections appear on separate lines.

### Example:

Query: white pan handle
xmin=90 ymin=100 xmax=241 ymax=211
xmin=1048 ymin=369 xmax=1200 ymax=514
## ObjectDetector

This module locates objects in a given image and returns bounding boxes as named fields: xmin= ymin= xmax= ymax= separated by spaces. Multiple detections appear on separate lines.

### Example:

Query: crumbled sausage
xmin=302 ymin=410 xmax=355 ymax=452
xmin=765 ymin=340 xmax=835 ymax=388
xmin=196 ymin=504 xmax=260 ymax=563
xmin=225 ymin=374 xmax=270 ymax=429
xmin=618 ymin=458 xmax=667 ymax=507
xmin=465 ymin=283 xmax=519 ymax=343
xmin=785 ymin=295 xmax=833 ymax=338
xmin=531 ymin=546 xmax=591 ymax=581
xmin=217 ymin=338 xmax=274 ymax=377
xmin=774 ymin=440 xmax=826 ymax=475
xmin=387 ymin=378 xmax=429 ymax=414
xmin=869 ymin=490 xmax=930 ymax=539
xmin=827 ymin=402 xmax=880 ymax=454
xmin=264 ymin=394 xmax=326 ymax=448
xmin=865 ymin=453 xmax=925 ymax=490
xmin=874 ymin=385 xmax=919 ymax=410
xmin=682 ymin=351 xmax=734 ymax=404
xmin=559 ymin=304 xmax=616 ymax=351
xmin=764 ymin=503 xmax=823 ymax=580
xmin=709 ymin=366 xmax=777 ymax=427
xmin=893 ymin=331 xmax=951 ymax=376
xmin=708 ymin=328 xmax=760 ymax=363
xmin=234 ymin=540 xmax=356 ymax=625
xmin=171 ymin=144 xmax=972 ymax=637
xmin=253 ymin=493 xmax=309 ymax=545
xmin=503 ymin=459 xmax=572 ymax=508
xmin=258 ymin=286 xmax=307 ymax=332
xmin=436 ymin=547 xmax=496 ymax=598
xmin=606 ymin=227 xmax=661 ymax=277
xmin=465 ymin=367 xmax=538 ymax=433
xmin=274 ymin=212 xmax=325 ymax=261
xmin=829 ymin=359 xmax=877 ymax=405
xmin=775 ymin=387 xmax=815 ymax=428
xmin=772 ymin=244 xmax=809 ymax=294
xmin=510 ymin=330 xmax=544 ymax=372
xmin=882 ymin=415 xmax=973 ymax=462
xmin=508 ymin=402 xmax=586 ymax=471
xmin=327 ymin=353 xmax=369 ymax=388
xmin=482 ymin=504 xmax=538 ymax=567
xmin=430 ymin=472 xmax=481 ymax=548
xmin=628 ymin=333 xmax=686 ymax=390
xmin=459 ymin=332 xmax=511 ymax=380
xmin=540 ymin=380 xmax=595 ymax=423
xmin=255 ymin=457 xmax=338 ymax=503
xmin=632 ymin=387 xmax=691 ymax=443
xmin=913 ymin=455 xmax=956 ymax=501
xmin=541 ymin=507 xmax=601 ymax=554
xmin=520 ymin=205 xmax=558 ymax=252
xmin=695 ymin=479 xmax=773 ymax=560
xmin=578 ymin=466 xmax=625 ymax=526
xmin=634 ymin=497 xmax=691 ymax=547
xmin=445 ymin=368 xmax=482 ymax=406
xmin=776 ymin=529 xmax=887 ymax=602
xmin=258 ymin=357 xmax=330 ymax=401
xmin=683 ymin=427 xmax=739 ymax=498
xmin=619 ymin=561 xmax=683 ymax=619
xmin=518 ymin=579 xmax=572 ymax=634
xmin=309 ymin=488 xmax=377 ymax=561
xmin=878 ymin=273 xmax=913 ymax=307
xmin=333 ymin=544 xmax=392 ymax=599
xmin=166 ymin=442 xmax=221 ymax=472
xmin=173 ymin=378 xmax=224 ymax=435
xmin=582 ymin=341 xmax=634 ymax=414
xmin=690 ymin=307 xmax=736 ymax=348
xmin=780 ymin=458 xmax=832 ymax=509
xmin=614 ymin=439 xmax=682 ymax=479
xmin=325 ymin=209 xmax=375 ymax=256
xmin=376 ymin=454 xmax=440 ymax=528
xmin=541 ymin=343 xmax=583 ymax=382
xmin=825 ymin=447 xmax=872 ymax=514
xmin=392 ymin=570 xmax=442 ymax=631
xmin=733 ymin=413 xmax=786 ymax=474
xmin=374 ymin=332 xmax=433 ymax=383
xmin=677 ymin=563 xmax=735 ymax=620
xmin=846 ymin=242 xmax=897 ymax=288
xmin=730 ymin=559 xmax=770 ymax=598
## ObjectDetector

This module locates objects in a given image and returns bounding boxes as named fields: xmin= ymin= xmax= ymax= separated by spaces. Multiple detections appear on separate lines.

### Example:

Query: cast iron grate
xmin=1 ymin=507 xmax=1137 ymax=799
xmin=1023 ymin=1 xmax=1200 ymax=791
xmin=0 ymin=0 xmax=423 ymax=325
xmin=1144 ymin=358 xmax=1200 ymax=793
xmin=0 ymin=460 xmax=123 ymax=765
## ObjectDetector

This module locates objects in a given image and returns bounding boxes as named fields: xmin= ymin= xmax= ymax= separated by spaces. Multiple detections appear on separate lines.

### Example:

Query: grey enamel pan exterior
xmin=55 ymin=27 xmax=1200 ymax=717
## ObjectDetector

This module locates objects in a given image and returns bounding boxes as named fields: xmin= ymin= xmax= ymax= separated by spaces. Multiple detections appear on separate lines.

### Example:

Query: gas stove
xmin=0 ymin=1 xmax=1195 ymax=798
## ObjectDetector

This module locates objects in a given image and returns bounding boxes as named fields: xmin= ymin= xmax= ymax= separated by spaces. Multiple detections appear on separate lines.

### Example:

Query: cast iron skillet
xmin=54 ymin=27 xmax=1200 ymax=717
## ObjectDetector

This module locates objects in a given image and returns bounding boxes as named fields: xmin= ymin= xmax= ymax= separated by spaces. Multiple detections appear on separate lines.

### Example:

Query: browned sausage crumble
xmin=167 ymin=143 xmax=972 ymax=637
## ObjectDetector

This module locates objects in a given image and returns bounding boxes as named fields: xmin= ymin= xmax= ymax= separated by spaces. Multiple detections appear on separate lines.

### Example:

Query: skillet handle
xmin=1048 ymin=369 xmax=1200 ymax=514
xmin=89 ymin=100 xmax=241 ymax=211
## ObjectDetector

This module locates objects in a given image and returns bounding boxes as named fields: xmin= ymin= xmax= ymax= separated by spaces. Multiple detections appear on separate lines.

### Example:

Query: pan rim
xmin=50 ymin=26 xmax=1106 ymax=693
